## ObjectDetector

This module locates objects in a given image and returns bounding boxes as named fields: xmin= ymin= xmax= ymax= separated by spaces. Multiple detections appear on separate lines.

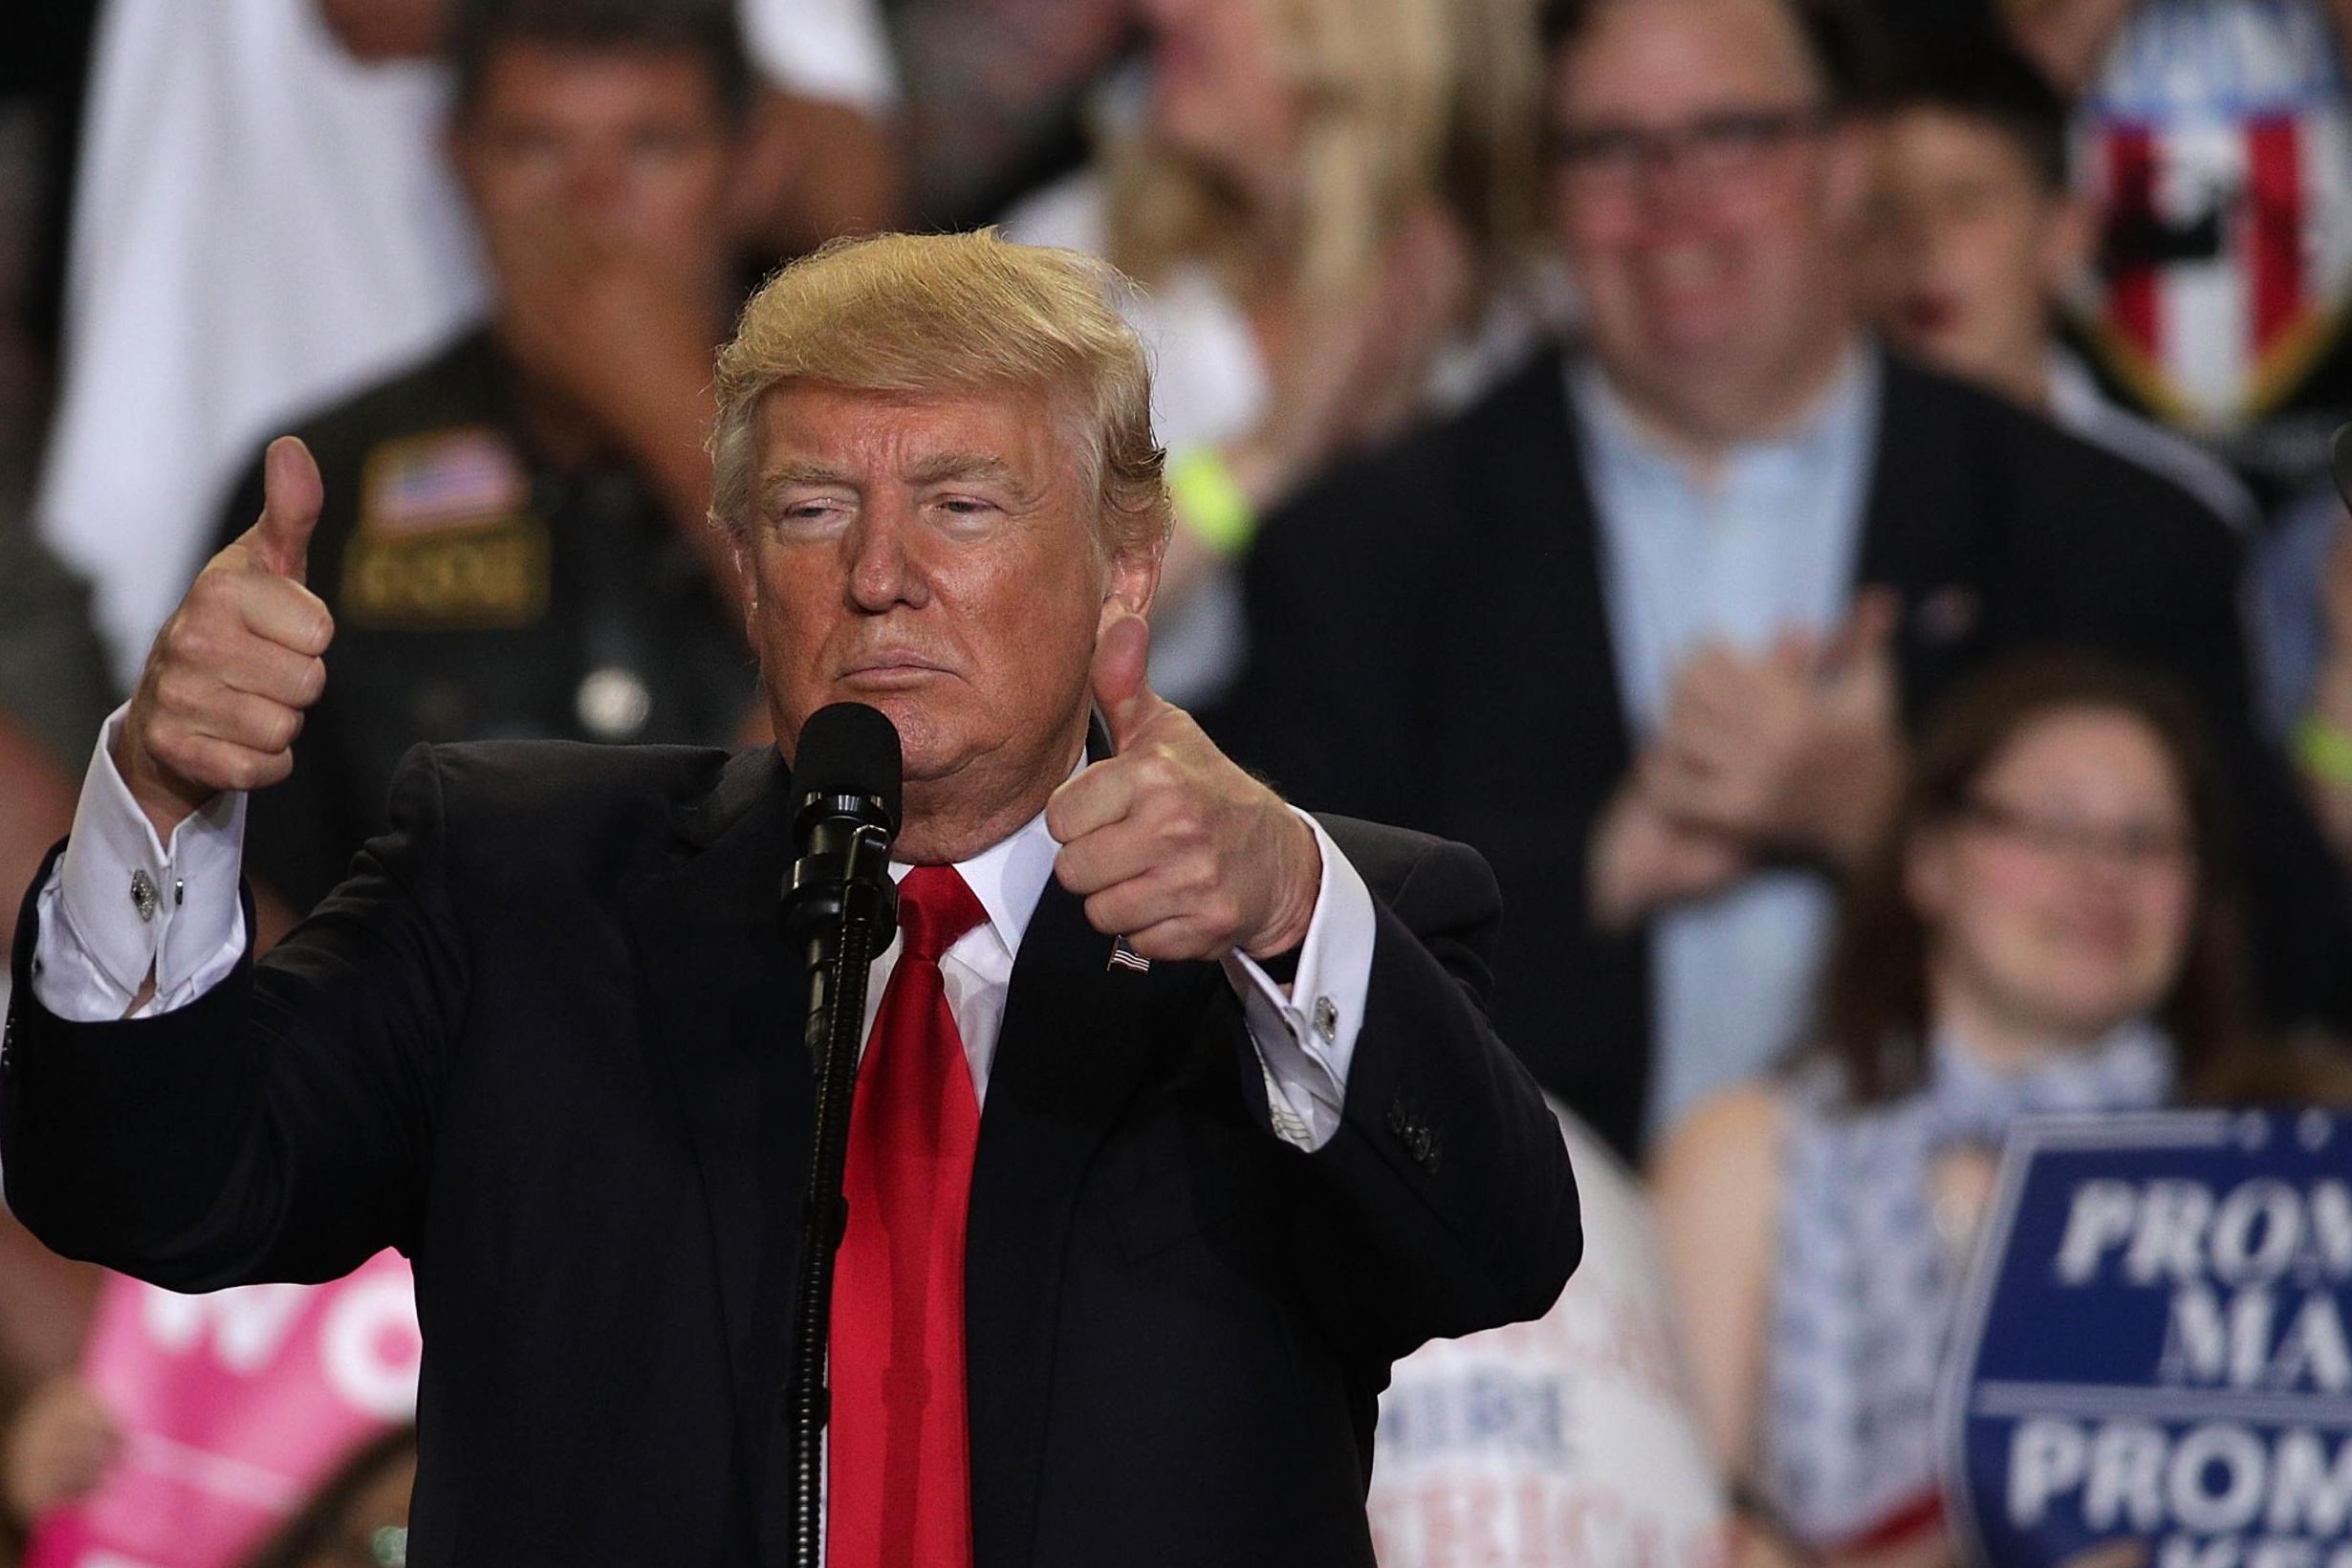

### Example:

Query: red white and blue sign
xmin=1942 ymin=1110 xmax=2352 ymax=1568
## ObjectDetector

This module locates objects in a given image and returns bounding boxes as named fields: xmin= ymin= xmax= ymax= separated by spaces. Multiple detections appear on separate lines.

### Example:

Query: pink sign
xmin=25 ymin=1251 xmax=420 ymax=1568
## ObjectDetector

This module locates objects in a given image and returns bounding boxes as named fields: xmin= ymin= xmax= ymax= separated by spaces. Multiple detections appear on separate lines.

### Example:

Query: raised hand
xmin=115 ymin=436 xmax=335 ymax=840
xmin=489 ymin=207 xmax=715 ymax=448
xmin=1585 ymin=777 xmax=1752 ymax=931
xmin=1644 ymin=588 xmax=1905 ymax=864
xmin=1046 ymin=614 xmax=1322 ymax=962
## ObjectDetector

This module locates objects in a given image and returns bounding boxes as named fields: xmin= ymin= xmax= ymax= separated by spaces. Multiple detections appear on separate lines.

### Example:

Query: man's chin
xmin=848 ymin=696 xmax=954 ymax=778
xmin=811 ymin=677 xmax=950 ymax=741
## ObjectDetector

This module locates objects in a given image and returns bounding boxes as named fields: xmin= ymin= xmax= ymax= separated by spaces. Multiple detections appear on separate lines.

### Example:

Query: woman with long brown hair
xmin=1652 ymin=654 xmax=2253 ymax=1567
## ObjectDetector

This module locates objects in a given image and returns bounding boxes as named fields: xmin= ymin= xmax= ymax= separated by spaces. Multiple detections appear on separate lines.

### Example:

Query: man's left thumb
xmin=1091 ymin=612 xmax=1167 ymax=752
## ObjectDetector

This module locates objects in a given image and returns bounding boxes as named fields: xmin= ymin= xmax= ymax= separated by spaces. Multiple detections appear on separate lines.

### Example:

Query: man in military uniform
xmin=214 ymin=0 xmax=760 ymax=917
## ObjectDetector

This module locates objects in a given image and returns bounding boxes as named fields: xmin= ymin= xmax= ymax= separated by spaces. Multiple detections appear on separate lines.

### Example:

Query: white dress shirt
xmin=32 ymin=711 xmax=1377 ymax=1150
xmin=1571 ymin=348 xmax=1880 ymax=1144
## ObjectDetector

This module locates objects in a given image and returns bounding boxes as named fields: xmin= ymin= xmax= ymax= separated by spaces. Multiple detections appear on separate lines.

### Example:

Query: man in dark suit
xmin=1216 ymin=0 xmax=2352 ymax=1160
xmin=1 ymin=232 xmax=1579 ymax=1565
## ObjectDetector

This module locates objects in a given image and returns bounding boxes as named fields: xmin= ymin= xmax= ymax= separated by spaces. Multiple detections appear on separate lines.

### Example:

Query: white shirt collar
xmin=1568 ymin=336 xmax=1880 ymax=474
xmin=888 ymin=751 xmax=1084 ymax=961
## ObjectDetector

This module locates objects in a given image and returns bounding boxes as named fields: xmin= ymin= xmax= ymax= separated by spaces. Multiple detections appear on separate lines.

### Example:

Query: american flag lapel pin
xmin=1107 ymin=937 xmax=1151 ymax=973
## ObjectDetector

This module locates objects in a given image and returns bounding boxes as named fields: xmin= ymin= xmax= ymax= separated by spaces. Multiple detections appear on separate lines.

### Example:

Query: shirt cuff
xmin=34 ymin=706 xmax=249 ymax=1020
xmin=1222 ymin=811 xmax=1376 ymax=1152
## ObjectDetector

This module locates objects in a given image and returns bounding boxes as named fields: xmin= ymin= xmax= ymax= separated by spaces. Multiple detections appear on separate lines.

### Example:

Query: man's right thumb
xmin=250 ymin=436 xmax=324 ymax=582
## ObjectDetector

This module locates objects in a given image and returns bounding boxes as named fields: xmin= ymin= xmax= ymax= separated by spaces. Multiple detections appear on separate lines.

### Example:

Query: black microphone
xmin=775 ymin=702 xmax=904 ymax=1561
xmin=781 ymin=702 xmax=903 ymax=1059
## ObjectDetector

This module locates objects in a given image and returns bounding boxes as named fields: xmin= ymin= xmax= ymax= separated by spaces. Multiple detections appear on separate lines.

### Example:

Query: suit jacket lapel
xmin=1477 ymin=353 xmax=1632 ymax=806
xmin=964 ymin=862 xmax=1195 ymax=1567
xmin=625 ymin=748 xmax=809 ymax=1486
xmin=1855 ymin=356 xmax=2001 ymax=718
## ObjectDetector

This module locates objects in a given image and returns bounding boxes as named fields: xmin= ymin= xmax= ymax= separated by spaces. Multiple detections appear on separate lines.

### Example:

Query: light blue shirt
xmin=1569 ymin=346 xmax=1882 ymax=1143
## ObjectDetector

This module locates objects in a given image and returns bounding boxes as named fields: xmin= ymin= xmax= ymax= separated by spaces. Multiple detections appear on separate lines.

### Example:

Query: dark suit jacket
xmin=1214 ymin=344 xmax=2352 ymax=1159
xmin=0 ymin=741 xmax=1579 ymax=1567
xmin=209 ymin=328 xmax=751 ymax=914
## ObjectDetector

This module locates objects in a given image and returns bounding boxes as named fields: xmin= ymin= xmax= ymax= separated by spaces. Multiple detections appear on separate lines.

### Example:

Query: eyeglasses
xmin=1550 ymin=105 xmax=1831 ymax=196
xmin=1959 ymin=795 xmax=2195 ymax=872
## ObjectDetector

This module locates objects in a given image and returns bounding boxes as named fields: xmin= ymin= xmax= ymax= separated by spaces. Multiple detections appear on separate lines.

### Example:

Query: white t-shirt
xmin=741 ymin=0 xmax=901 ymax=113
xmin=36 ymin=0 xmax=900 ymax=691
xmin=35 ymin=0 xmax=490 ymax=688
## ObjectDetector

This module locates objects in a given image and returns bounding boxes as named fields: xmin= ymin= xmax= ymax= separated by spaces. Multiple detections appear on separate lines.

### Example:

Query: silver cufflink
xmin=130 ymin=868 xmax=159 ymax=924
xmin=1312 ymin=996 xmax=1338 ymax=1041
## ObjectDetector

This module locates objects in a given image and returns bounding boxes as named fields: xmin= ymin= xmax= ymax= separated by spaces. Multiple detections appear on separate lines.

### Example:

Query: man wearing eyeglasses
xmin=1220 ymin=0 xmax=2352 ymax=1161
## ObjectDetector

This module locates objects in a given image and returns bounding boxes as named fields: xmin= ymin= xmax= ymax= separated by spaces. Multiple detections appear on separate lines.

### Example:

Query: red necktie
xmin=829 ymin=864 xmax=987 ymax=1568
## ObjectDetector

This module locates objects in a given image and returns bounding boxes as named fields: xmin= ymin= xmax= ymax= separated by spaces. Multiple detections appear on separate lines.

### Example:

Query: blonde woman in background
xmin=1008 ymin=0 xmax=1557 ymax=704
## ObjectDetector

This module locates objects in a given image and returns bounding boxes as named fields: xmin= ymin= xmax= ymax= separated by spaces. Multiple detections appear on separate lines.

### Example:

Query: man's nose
xmin=1633 ymin=150 xmax=1711 ymax=224
xmin=844 ymin=510 xmax=927 ymax=613
xmin=559 ymin=147 xmax=630 ymax=219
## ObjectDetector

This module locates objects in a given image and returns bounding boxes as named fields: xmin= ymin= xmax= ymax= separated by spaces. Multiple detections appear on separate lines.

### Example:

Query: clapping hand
xmin=1588 ymin=590 xmax=1906 ymax=927
xmin=489 ymin=207 xmax=717 ymax=451
xmin=1644 ymin=589 xmax=1904 ymax=861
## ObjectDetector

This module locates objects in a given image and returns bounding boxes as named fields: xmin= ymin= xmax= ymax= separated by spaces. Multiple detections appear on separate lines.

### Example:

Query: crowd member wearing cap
xmin=206 ymin=0 xmax=762 ymax=924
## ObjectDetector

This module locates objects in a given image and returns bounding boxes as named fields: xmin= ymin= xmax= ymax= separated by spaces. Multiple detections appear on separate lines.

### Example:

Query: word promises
xmin=1945 ymin=1114 xmax=2352 ymax=1568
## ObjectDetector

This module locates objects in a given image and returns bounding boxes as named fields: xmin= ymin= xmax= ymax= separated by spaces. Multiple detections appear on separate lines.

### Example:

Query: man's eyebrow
xmin=758 ymin=459 xmax=858 ymax=490
xmin=905 ymin=451 xmax=1017 ymax=487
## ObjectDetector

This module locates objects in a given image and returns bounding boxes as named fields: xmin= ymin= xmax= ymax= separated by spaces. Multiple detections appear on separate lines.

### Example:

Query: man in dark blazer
xmin=1 ymin=233 xmax=1579 ymax=1565
xmin=1214 ymin=0 xmax=2352 ymax=1160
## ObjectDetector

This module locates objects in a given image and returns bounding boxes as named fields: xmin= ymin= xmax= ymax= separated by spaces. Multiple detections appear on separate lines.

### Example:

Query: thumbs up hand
xmin=1046 ymin=614 xmax=1322 ymax=962
xmin=116 ymin=437 xmax=337 ymax=841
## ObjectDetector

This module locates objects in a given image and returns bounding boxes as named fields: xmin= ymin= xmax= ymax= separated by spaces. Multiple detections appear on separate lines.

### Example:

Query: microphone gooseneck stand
xmin=781 ymin=807 xmax=899 ymax=1568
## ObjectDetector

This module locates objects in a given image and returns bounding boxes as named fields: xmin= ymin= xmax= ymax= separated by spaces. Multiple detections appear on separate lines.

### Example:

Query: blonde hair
xmin=708 ymin=229 xmax=1172 ymax=560
xmin=1105 ymin=0 xmax=1542 ymax=300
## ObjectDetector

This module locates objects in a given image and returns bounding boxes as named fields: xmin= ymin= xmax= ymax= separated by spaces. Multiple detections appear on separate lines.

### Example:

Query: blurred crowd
xmin=6 ymin=0 xmax=2352 ymax=1563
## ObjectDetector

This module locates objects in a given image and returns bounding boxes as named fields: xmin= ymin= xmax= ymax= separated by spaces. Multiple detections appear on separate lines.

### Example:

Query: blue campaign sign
xmin=1941 ymin=1110 xmax=2352 ymax=1568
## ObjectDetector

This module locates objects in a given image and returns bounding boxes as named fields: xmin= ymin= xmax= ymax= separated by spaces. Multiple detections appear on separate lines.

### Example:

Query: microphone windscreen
xmin=2333 ymin=424 xmax=2352 ymax=512
xmin=791 ymin=702 xmax=904 ymax=837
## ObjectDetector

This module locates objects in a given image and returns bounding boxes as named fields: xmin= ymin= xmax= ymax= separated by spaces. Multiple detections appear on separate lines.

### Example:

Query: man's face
xmin=451 ymin=42 xmax=736 ymax=287
xmin=1547 ymin=0 xmax=1865 ymax=432
xmin=1862 ymin=108 xmax=2082 ymax=396
xmin=736 ymin=383 xmax=1160 ymax=846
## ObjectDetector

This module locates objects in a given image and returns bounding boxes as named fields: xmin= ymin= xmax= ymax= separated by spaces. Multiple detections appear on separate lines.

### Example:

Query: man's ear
xmin=2038 ymin=190 xmax=2099 ymax=299
xmin=1100 ymin=534 xmax=1164 ymax=625
xmin=1905 ymin=826 xmax=1956 ymax=924
xmin=730 ymin=531 xmax=761 ymax=633
xmin=445 ymin=114 xmax=485 ymax=209
xmin=1822 ymin=119 xmax=1878 ymax=235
